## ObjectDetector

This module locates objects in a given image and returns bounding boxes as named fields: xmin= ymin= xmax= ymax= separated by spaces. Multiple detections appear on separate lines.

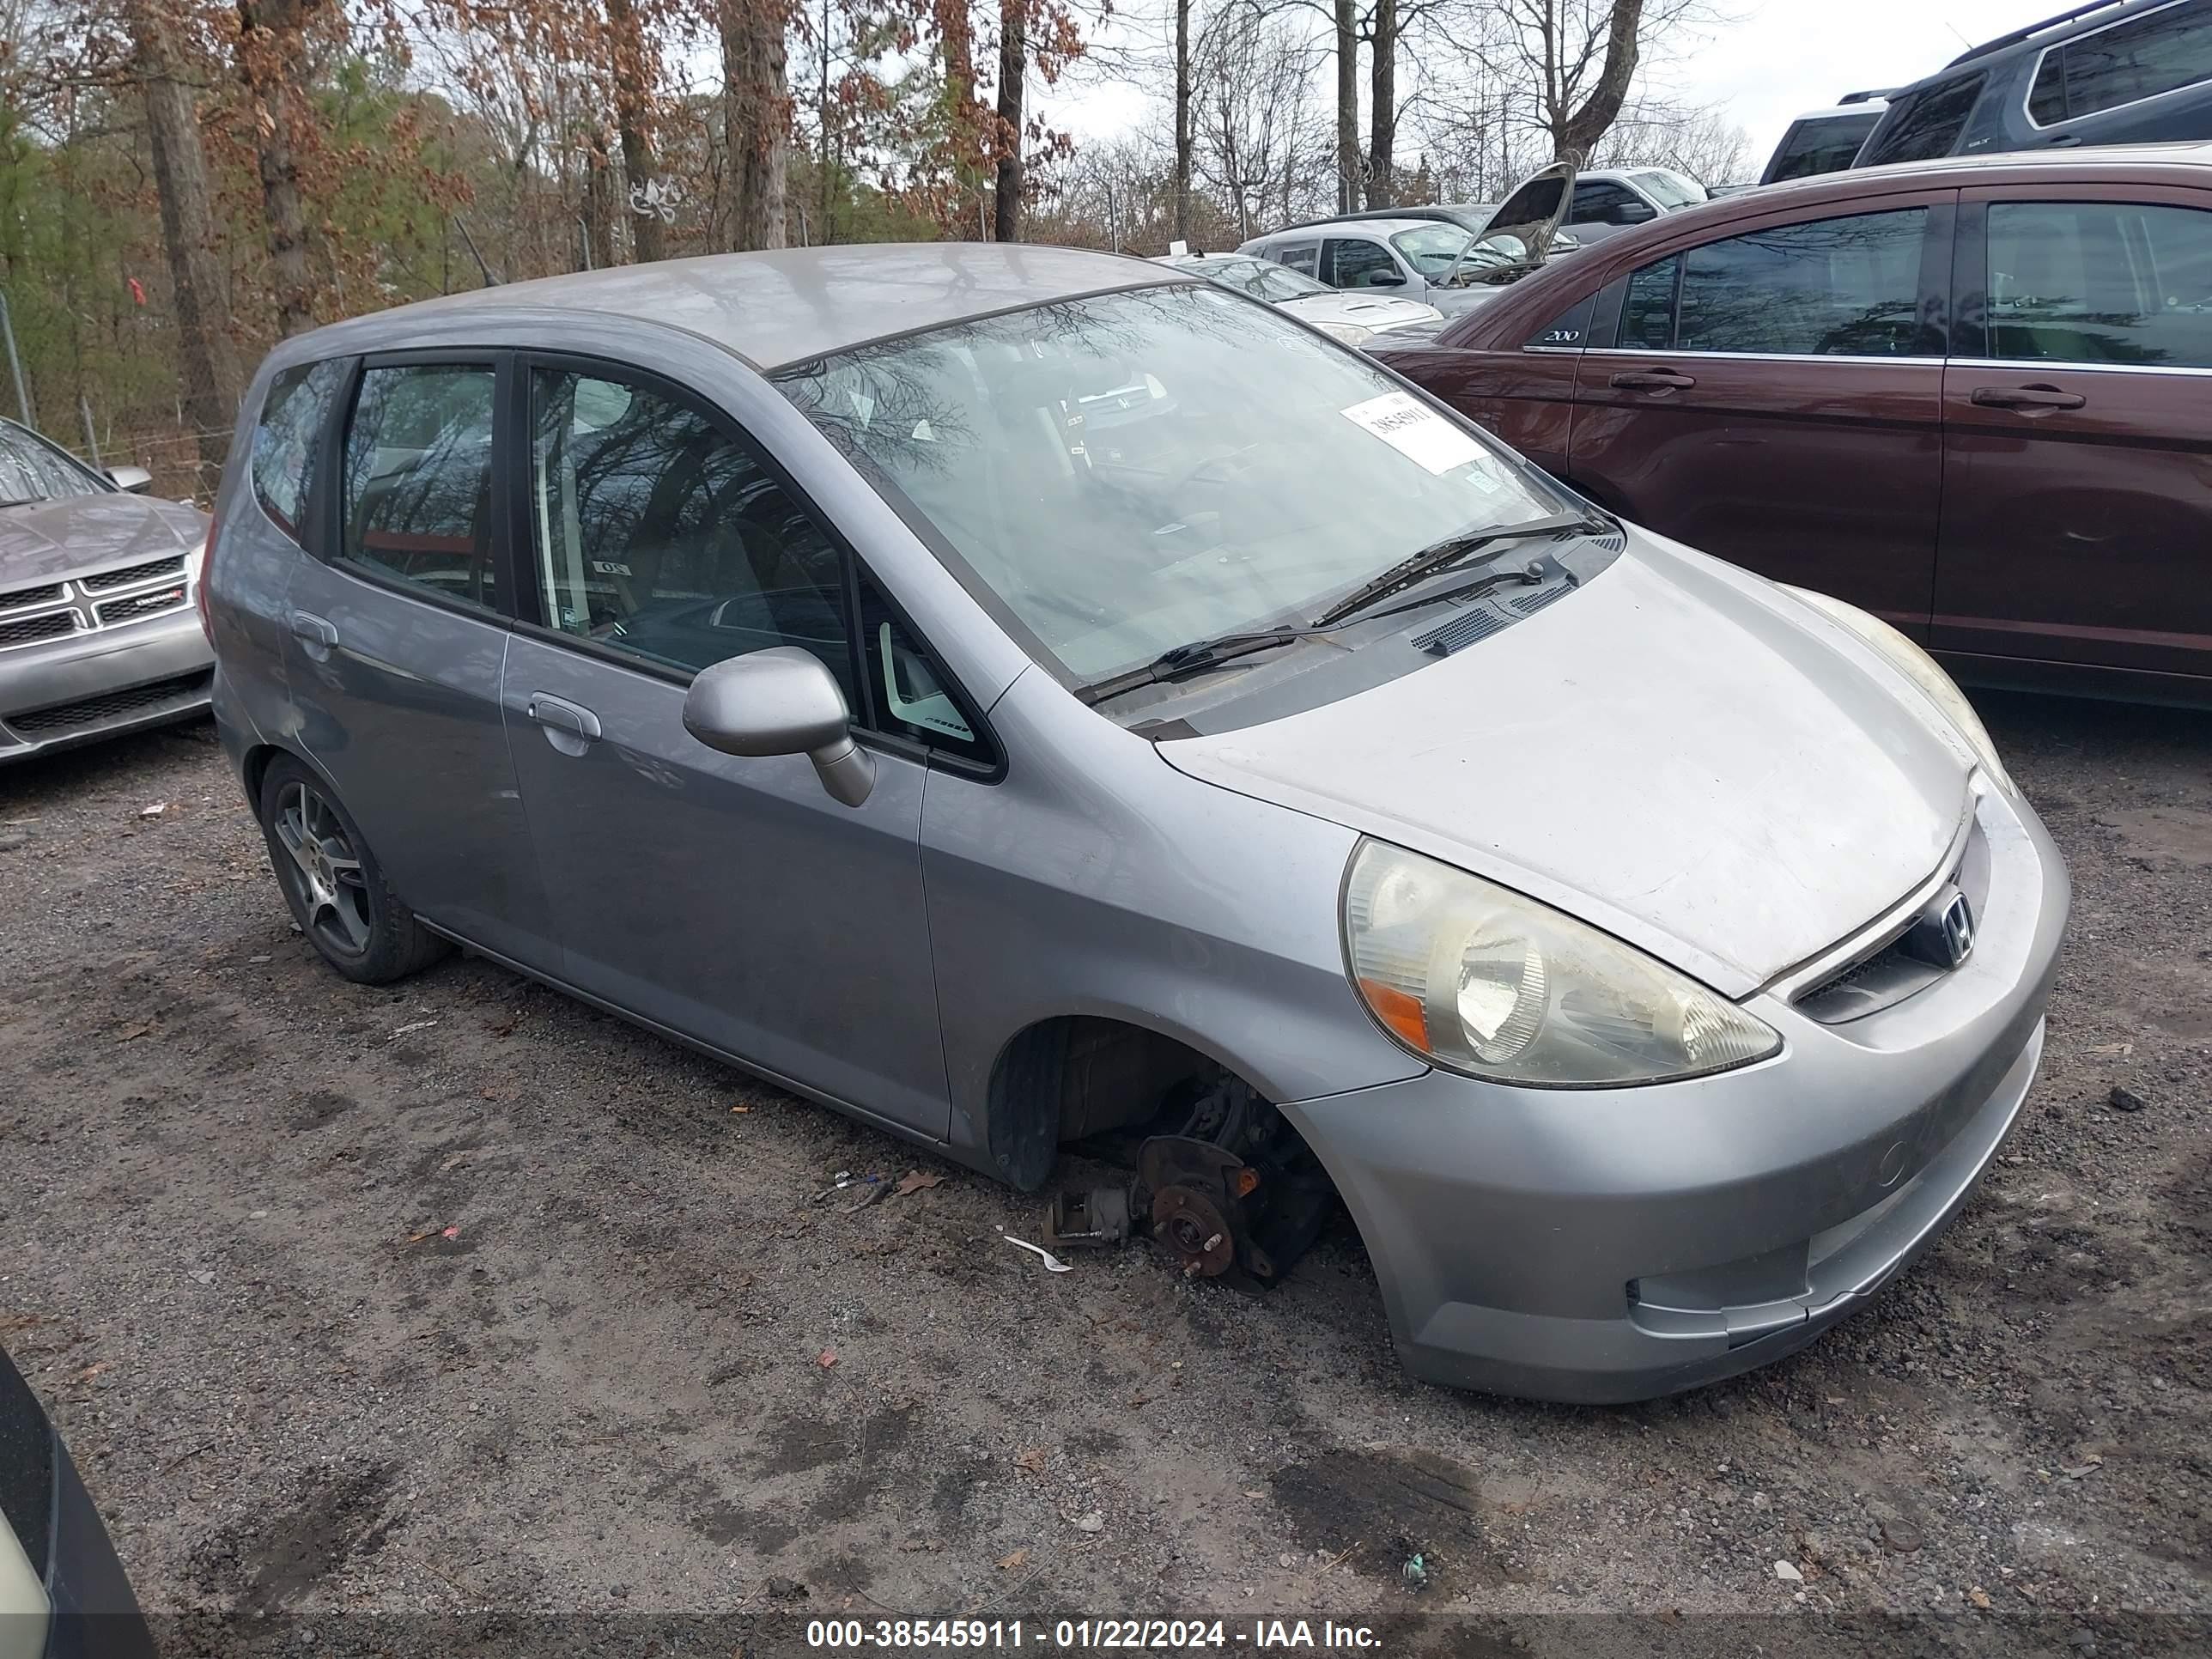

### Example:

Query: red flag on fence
xmin=126 ymin=277 xmax=146 ymax=306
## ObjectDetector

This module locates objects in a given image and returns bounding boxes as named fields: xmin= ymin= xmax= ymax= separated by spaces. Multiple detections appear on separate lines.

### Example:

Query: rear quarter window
xmin=1860 ymin=72 xmax=1987 ymax=164
xmin=251 ymin=359 xmax=348 ymax=544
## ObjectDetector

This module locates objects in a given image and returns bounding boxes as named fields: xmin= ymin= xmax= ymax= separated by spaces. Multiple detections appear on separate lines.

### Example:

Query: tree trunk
xmin=1172 ymin=0 xmax=1192 ymax=242
xmin=234 ymin=0 xmax=316 ymax=337
xmin=1555 ymin=0 xmax=1644 ymax=161
xmin=583 ymin=133 xmax=618 ymax=269
xmin=1333 ymin=0 xmax=1358 ymax=213
xmin=722 ymin=0 xmax=788 ymax=250
xmin=993 ymin=0 xmax=1024 ymax=242
xmin=1365 ymin=0 xmax=1395 ymax=208
xmin=938 ymin=0 xmax=979 ymax=193
xmin=605 ymin=0 xmax=666 ymax=262
xmin=131 ymin=0 xmax=241 ymax=466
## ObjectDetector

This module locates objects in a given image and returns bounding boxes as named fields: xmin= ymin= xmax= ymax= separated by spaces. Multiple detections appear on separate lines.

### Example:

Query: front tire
xmin=256 ymin=756 xmax=449 ymax=984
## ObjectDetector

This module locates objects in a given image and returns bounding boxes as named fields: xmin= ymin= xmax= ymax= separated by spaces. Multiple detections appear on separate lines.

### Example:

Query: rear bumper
xmin=0 ymin=610 xmax=214 ymax=763
xmin=1282 ymin=779 xmax=2068 ymax=1404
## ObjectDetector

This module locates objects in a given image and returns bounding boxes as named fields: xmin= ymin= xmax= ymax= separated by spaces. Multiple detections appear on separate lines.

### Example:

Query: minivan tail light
xmin=195 ymin=514 xmax=219 ymax=647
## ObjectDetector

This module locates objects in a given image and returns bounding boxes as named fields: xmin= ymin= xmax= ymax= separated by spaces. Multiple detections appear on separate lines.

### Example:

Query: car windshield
xmin=1633 ymin=171 xmax=1705 ymax=210
xmin=0 ymin=423 xmax=104 ymax=506
xmin=775 ymin=283 xmax=1555 ymax=688
xmin=1390 ymin=223 xmax=1474 ymax=276
xmin=1189 ymin=256 xmax=1331 ymax=302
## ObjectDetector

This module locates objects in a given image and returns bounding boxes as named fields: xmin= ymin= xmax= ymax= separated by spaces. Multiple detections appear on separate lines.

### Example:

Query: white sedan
xmin=1153 ymin=252 xmax=1442 ymax=348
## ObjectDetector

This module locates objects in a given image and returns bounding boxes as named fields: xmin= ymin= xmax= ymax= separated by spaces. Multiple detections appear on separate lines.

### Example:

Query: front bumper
xmin=0 ymin=608 xmax=214 ymax=764
xmin=1282 ymin=781 xmax=2069 ymax=1404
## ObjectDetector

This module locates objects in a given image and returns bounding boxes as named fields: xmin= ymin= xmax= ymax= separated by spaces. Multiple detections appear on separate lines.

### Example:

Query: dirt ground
xmin=3 ymin=691 xmax=2209 ymax=1656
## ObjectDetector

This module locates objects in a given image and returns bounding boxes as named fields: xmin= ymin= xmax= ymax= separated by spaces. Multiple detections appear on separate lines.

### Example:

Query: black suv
xmin=1856 ymin=0 xmax=2212 ymax=166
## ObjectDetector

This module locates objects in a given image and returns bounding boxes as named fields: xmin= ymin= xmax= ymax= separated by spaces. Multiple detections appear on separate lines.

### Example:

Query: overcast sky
xmin=1044 ymin=1 xmax=2070 ymax=183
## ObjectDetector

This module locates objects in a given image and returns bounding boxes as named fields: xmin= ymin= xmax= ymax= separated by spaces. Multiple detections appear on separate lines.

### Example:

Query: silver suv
xmin=204 ymin=246 xmax=2065 ymax=1403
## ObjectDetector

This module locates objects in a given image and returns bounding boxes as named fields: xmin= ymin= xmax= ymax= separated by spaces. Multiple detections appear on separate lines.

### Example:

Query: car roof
xmin=276 ymin=243 xmax=1182 ymax=373
xmin=1713 ymin=140 xmax=2212 ymax=207
xmin=1942 ymin=0 xmax=2163 ymax=66
xmin=1267 ymin=218 xmax=1443 ymax=240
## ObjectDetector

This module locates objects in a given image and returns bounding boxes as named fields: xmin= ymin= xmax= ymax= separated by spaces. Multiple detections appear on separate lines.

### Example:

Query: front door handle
xmin=1970 ymin=384 xmax=2086 ymax=412
xmin=289 ymin=611 xmax=337 ymax=659
xmin=526 ymin=693 xmax=602 ymax=743
xmin=1609 ymin=368 xmax=1697 ymax=392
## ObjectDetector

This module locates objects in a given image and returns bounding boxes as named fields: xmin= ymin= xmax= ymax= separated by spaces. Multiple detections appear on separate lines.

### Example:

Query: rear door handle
xmin=1970 ymin=384 xmax=2086 ymax=411
xmin=289 ymin=611 xmax=337 ymax=659
xmin=1608 ymin=368 xmax=1697 ymax=392
xmin=526 ymin=693 xmax=602 ymax=743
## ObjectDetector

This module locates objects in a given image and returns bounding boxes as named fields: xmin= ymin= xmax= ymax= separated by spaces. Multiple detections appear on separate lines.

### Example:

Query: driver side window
xmin=1325 ymin=239 xmax=1400 ymax=289
xmin=526 ymin=367 xmax=854 ymax=700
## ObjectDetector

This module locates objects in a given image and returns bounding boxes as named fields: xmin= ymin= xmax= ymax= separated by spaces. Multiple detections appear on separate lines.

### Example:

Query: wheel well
xmin=985 ymin=1017 xmax=1246 ymax=1193
xmin=241 ymin=741 xmax=286 ymax=809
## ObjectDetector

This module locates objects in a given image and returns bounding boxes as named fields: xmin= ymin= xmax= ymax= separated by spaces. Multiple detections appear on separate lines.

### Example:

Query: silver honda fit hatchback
xmin=204 ymin=245 xmax=2066 ymax=1403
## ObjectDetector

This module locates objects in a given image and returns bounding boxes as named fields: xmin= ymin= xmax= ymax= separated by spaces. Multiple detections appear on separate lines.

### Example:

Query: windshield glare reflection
xmin=775 ymin=284 xmax=1553 ymax=688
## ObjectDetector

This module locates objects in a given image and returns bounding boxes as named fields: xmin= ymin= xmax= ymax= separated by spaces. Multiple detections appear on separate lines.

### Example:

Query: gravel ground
xmin=3 ymin=693 xmax=2209 ymax=1656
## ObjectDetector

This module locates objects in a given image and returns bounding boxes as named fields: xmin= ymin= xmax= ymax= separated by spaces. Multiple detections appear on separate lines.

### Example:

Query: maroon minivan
xmin=1373 ymin=144 xmax=2212 ymax=704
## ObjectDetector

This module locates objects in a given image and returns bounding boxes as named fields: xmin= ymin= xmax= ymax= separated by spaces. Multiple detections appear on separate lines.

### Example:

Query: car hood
xmin=1279 ymin=293 xmax=1443 ymax=331
xmin=1158 ymin=533 xmax=1975 ymax=997
xmin=0 ymin=494 xmax=207 ymax=587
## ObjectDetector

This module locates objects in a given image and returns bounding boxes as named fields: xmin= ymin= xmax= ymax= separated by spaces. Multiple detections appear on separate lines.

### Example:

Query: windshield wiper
xmin=1075 ymin=623 xmax=1340 ymax=707
xmin=1311 ymin=510 xmax=1609 ymax=629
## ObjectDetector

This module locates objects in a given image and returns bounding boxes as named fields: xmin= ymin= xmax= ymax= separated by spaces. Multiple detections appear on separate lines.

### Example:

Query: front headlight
xmin=1311 ymin=319 xmax=1376 ymax=347
xmin=1785 ymin=586 xmax=2014 ymax=795
xmin=1344 ymin=842 xmax=1780 ymax=1087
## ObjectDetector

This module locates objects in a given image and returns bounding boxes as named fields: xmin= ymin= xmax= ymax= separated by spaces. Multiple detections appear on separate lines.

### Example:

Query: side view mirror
xmin=683 ymin=646 xmax=875 ymax=807
xmin=1367 ymin=270 xmax=1407 ymax=288
xmin=1608 ymin=200 xmax=1659 ymax=227
xmin=106 ymin=464 xmax=153 ymax=494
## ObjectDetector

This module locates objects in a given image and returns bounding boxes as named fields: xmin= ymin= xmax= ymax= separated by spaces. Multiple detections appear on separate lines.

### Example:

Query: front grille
xmin=79 ymin=556 xmax=185 ymax=593
xmin=8 ymin=670 xmax=213 ymax=736
xmin=0 ymin=611 xmax=76 ymax=648
xmin=95 ymin=585 xmax=188 ymax=627
xmin=0 ymin=580 xmax=64 ymax=611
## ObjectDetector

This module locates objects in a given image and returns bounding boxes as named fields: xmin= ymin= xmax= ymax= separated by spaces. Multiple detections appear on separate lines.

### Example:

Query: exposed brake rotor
xmin=1151 ymin=1183 xmax=1236 ymax=1278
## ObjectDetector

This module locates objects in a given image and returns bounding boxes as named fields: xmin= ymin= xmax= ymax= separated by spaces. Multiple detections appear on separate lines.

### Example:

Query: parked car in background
xmin=1 ymin=1346 xmax=159 ymax=1659
xmin=1280 ymin=202 xmax=1500 ymax=235
xmin=1759 ymin=91 xmax=1895 ymax=182
xmin=204 ymin=245 xmax=2065 ymax=1404
xmin=1855 ymin=0 xmax=2212 ymax=167
xmin=1152 ymin=250 xmax=1443 ymax=345
xmin=1483 ymin=163 xmax=1708 ymax=246
xmin=0 ymin=416 xmax=212 ymax=764
xmin=1236 ymin=217 xmax=1506 ymax=313
xmin=1371 ymin=143 xmax=2212 ymax=704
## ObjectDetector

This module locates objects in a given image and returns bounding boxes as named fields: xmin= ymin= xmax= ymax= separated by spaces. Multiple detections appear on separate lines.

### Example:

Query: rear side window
xmin=251 ymin=359 xmax=345 ymax=544
xmin=1985 ymin=199 xmax=2212 ymax=368
xmin=1764 ymin=112 xmax=1881 ymax=182
xmin=2028 ymin=0 xmax=2212 ymax=124
xmin=1273 ymin=241 xmax=1320 ymax=276
xmin=1618 ymin=209 xmax=1929 ymax=356
xmin=339 ymin=363 xmax=500 ymax=613
xmin=1860 ymin=73 xmax=1985 ymax=164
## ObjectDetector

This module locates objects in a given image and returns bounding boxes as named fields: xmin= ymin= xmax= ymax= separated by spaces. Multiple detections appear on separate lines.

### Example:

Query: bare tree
xmin=1490 ymin=0 xmax=1713 ymax=161
xmin=1172 ymin=0 xmax=1192 ymax=240
xmin=605 ymin=0 xmax=666 ymax=260
xmin=994 ymin=0 xmax=1025 ymax=238
xmin=721 ymin=0 xmax=788 ymax=249
xmin=234 ymin=0 xmax=319 ymax=334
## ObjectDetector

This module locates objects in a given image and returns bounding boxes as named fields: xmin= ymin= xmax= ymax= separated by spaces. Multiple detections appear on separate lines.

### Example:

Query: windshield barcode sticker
xmin=1340 ymin=392 xmax=1486 ymax=476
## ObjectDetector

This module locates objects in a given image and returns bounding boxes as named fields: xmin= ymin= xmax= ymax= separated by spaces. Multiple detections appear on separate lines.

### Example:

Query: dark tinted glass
xmin=1275 ymin=241 xmax=1320 ymax=276
xmin=1673 ymin=209 xmax=1927 ymax=356
xmin=339 ymin=364 xmax=499 ymax=611
xmin=252 ymin=359 xmax=346 ymax=543
xmin=1986 ymin=200 xmax=2212 ymax=368
xmin=1620 ymin=254 xmax=1681 ymax=349
xmin=1765 ymin=112 xmax=1881 ymax=181
xmin=527 ymin=368 xmax=854 ymax=692
xmin=2038 ymin=0 xmax=2212 ymax=122
xmin=1859 ymin=72 xmax=1985 ymax=164
xmin=1327 ymin=239 xmax=1399 ymax=288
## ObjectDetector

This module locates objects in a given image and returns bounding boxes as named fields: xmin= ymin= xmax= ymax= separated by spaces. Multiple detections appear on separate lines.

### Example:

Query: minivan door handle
xmin=526 ymin=693 xmax=603 ymax=744
xmin=1970 ymin=384 xmax=2086 ymax=412
xmin=1608 ymin=368 xmax=1697 ymax=392
xmin=289 ymin=611 xmax=337 ymax=660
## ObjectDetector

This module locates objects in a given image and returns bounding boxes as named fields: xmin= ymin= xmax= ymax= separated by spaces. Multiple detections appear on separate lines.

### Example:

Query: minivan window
xmin=1623 ymin=209 xmax=1928 ymax=357
xmin=774 ymin=284 xmax=1555 ymax=690
xmin=1859 ymin=72 xmax=1986 ymax=164
xmin=2027 ymin=0 xmax=2212 ymax=125
xmin=338 ymin=364 xmax=500 ymax=612
xmin=252 ymin=359 xmax=346 ymax=544
xmin=1986 ymin=200 xmax=2212 ymax=368
xmin=526 ymin=367 xmax=854 ymax=693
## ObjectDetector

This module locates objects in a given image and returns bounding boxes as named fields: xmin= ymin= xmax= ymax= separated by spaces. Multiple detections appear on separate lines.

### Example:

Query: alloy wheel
xmin=271 ymin=780 xmax=372 ymax=956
